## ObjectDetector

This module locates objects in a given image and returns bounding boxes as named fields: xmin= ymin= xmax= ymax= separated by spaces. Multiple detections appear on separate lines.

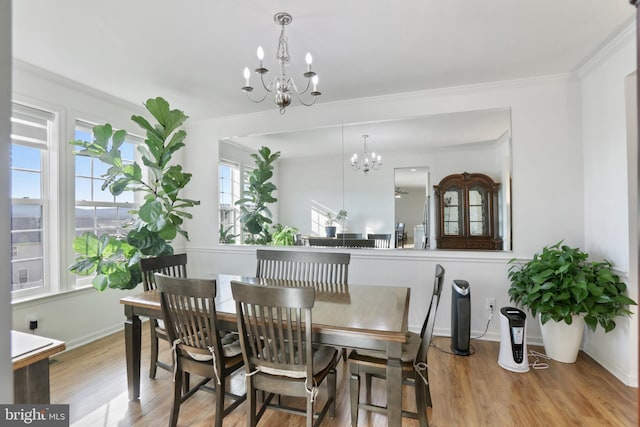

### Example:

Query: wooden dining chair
xmin=336 ymin=232 xmax=362 ymax=239
xmin=367 ymin=233 xmax=392 ymax=248
xmin=139 ymin=253 xmax=187 ymax=379
xmin=348 ymin=264 xmax=446 ymax=427
xmin=231 ymin=280 xmax=340 ymax=427
xmin=256 ymin=249 xmax=350 ymax=293
xmin=155 ymin=274 xmax=246 ymax=427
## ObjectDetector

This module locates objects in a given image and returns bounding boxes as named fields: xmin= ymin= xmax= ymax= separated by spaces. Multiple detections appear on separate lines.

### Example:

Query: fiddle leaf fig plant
xmin=68 ymin=97 xmax=200 ymax=291
xmin=507 ymin=241 xmax=636 ymax=333
xmin=236 ymin=146 xmax=281 ymax=245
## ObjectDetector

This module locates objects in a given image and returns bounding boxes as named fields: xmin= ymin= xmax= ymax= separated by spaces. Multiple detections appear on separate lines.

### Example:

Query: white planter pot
xmin=539 ymin=315 xmax=585 ymax=363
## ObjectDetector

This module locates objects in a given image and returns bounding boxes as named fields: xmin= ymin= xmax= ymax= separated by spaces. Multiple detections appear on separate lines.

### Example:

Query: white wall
xmin=579 ymin=24 xmax=638 ymax=386
xmin=0 ymin=0 xmax=13 ymax=403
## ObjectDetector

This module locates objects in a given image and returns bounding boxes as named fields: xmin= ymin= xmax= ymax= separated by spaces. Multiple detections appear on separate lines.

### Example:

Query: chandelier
xmin=241 ymin=12 xmax=321 ymax=114
xmin=351 ymin=135 xmax=382 ymax=174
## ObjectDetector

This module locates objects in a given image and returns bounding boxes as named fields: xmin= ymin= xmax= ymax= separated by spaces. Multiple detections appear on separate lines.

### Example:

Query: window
xmin=218 ymin=160 xmax=241 ymax=242
xmin=74 ymin=121 xmax=140 ymax=241
xmin=10 ymin=103 xmax=55 ymax=294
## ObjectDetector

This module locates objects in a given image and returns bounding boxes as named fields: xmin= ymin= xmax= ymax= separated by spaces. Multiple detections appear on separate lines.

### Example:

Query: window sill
xmin=11 ymin=283 xmax=96 ymax=307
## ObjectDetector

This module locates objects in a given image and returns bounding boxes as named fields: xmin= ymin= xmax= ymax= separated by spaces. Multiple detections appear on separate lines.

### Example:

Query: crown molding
xmin=576 ymin=20 xmax=636 ymax=78
xmin=13 ymin=59 xmax=141 ymax=112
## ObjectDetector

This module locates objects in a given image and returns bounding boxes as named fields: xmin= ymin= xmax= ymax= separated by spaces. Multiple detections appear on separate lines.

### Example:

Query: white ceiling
xmin=12 ymin=0 xmax=635 ymax=121
xmin=226 ymin=108 xmax=512 ymax=159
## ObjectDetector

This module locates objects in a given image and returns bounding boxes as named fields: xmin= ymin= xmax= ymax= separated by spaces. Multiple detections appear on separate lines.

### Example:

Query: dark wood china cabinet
xmin=433 ymin=172 xmax=503 ymax=250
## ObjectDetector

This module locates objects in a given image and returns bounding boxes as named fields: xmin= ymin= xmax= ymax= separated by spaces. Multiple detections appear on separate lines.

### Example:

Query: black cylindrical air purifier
xmin=450 ymin=279 xmax=471 ymax=356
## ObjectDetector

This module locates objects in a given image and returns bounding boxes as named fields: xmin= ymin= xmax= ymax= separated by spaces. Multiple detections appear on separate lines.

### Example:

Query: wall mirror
xmin=218 ymin=107 xmax=512 ymax=251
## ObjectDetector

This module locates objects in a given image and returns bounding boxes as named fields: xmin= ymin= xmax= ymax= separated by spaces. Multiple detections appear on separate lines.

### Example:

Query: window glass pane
xmin=76 ymin=177 xmax=92 ymax=201
xmin=93 ymin=179 xmax=114 ymax=203
xmin=11 ymin=170 xmax=41 ymax=199
xmin=117 ymin=207 xmax=134 ymax=229
xmin=11 ymin=145 xmax=41 ymax=170
xmin=93 ymin=159 xmax=109 ymax=176
xmin=11 ymin=205 xmax=42 ymax=230
xmin=75 ymin=155 xmax=91 ymax=177
xmin=75 ymin=206 xmax=95 ymax=229
xmin=96 ymin=207 xmax=120 ymax=230
xmin=11 ymin=231 xmax=43 ymax=257
xmin=75 ymin=128 xmax=91 ymax=142
xmin=11 ymin=260 xmax=44 ymax=292
xmin=120 ymin=142 xmax=135 ymax=161
xmin=115 ymin=189 xmax=134 ymax=204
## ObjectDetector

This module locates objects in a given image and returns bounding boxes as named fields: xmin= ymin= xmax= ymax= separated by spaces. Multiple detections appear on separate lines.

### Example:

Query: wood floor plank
xmin=49 ymin=324 xmax=637 ymax=426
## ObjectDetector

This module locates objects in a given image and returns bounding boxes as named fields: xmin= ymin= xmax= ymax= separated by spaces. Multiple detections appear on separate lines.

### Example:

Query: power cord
xmin=471 ymin=304 xmax=494 ymax=340
xmin=528 ymin=350 xmax=550 ymax=370
xmin=430 ymin=341 xmax=476 ymax=356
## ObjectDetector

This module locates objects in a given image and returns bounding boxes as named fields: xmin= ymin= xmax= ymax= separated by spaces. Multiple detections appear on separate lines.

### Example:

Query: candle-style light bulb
xmin=243 ymin=67 xmax=251 ymax=86
xmin=305 ymin=52 xmax=313 ymax=71
xmin=312 ymin=75 xmax=318 ymax=91
xmin=257 ymin=46 xmax=264 ymax=61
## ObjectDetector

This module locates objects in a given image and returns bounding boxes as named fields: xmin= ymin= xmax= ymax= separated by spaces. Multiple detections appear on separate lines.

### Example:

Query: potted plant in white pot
xmin=507 ymin=241 xmax=636 ymax=363
xmin=325 ymin=209 xmax=347 ymax=238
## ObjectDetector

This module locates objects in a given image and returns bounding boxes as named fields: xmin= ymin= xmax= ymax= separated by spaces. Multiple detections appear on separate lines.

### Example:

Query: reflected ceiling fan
xmin=395 ymin=187 xmax=409 ymax=198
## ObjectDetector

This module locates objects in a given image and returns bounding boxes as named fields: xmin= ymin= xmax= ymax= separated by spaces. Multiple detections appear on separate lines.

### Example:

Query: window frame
xmin=9 ymin=102 xmax=58 ymax=298
xmin=218 ymin=159 xmax=241 ymax=243
xmin=72 ymin=120 xmax=143 ymax=287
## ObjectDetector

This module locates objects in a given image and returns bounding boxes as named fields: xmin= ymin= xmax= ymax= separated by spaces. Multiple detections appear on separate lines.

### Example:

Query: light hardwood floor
xmin=49 ymin=323 xmax=637 ymax=426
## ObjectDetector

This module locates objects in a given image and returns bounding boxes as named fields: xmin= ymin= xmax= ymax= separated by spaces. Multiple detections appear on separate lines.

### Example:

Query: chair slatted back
xmin=337 ymin=233 xmax=362 ymax=239
xmin=231 ymin=281 xmax=315 ymax=379
xmin=256 ymin=250 xmax=350 ymax=291
xmin=155 ymin=274 xmax=225 ymax=365
xmin=417 ymin=264 xmax=446 ymax=362
xmin=140 ymin=254 xmax=187 ymax=291
xmin=367 ymin=233 xmax=392 ymax=248
xmin=307 ymin=238 xmax=376 ymax=248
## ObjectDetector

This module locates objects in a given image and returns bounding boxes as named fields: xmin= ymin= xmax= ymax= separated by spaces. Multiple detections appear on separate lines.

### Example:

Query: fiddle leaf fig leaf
xmin=92 ymin=274 xmax=109 ymax=292
xmin=139 ymin=199 xmax=163 ymax=224
xmin=73 ymin=232 xmax=100 ymax=256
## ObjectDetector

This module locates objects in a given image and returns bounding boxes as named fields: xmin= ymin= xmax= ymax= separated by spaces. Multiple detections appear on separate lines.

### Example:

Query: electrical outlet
xmin=27 ymin=314 xmax=39 ymax=331
xmin=485 ymin=298 xmax=496 ymax=313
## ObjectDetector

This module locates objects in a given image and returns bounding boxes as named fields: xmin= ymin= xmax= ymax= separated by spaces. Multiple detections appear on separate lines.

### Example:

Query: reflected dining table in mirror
xmin=120 ymin=273 xmax=410 ymax=425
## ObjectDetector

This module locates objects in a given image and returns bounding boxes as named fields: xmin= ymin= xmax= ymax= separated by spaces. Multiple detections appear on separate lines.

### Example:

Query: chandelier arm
xmin=288 ymin=77 xmax=312 ymax=95
xmin=294 ymin=94 xmax=319 ymax=107
xmin=259 ymin=72 xmax=275 ymax=93
xmin=244 ymin=90 xmax=270 ymax=104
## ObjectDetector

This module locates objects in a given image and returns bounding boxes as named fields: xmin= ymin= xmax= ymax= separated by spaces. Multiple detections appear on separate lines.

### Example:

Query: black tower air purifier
xmin=451 ymin=280 xmax=471 ymax=355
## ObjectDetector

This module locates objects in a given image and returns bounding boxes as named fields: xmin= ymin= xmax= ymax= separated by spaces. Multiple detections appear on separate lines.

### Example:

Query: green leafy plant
xmin=270 ymin=224 xmax=299 ymax=246
xmin=68 ymin=97 xmax=200 ymax=291
xmin=507 ymin=241 xmax=636 ymax=332
xmin=236 ymin=146 xmax=281 ymax=245
xmin=325 ymin=209 xmax=347 ymax=226
xmin=219 ymin=224 xmax=238 ymax=244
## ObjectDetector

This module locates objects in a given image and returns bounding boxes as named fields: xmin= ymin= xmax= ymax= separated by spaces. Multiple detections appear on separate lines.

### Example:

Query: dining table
xmin=120 ymin=273 xmax=411 ymax=425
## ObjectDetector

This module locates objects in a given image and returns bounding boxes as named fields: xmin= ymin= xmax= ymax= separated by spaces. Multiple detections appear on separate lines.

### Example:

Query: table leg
xmin=124 ymin=305 xmax=142 ymax=401
xmin=386 ymin=341 xmax=403 ymax=425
